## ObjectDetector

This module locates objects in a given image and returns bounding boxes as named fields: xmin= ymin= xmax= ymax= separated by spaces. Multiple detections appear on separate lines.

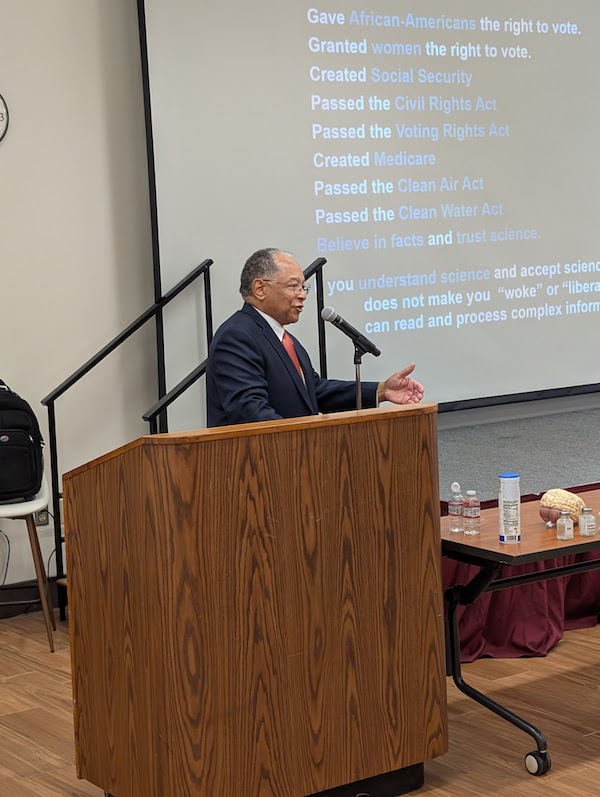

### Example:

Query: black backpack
xmin=0 ymin=379 xmax=44 ymax=501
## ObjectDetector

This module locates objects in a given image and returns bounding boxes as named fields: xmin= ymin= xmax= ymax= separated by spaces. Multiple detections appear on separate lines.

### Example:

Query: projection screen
xmin=140 ymin=0 xmax=600 ymax=429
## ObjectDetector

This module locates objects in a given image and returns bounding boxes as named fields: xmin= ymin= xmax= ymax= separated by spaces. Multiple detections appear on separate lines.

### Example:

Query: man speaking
xmin=206 ymin=248 xmax=424 ymax=427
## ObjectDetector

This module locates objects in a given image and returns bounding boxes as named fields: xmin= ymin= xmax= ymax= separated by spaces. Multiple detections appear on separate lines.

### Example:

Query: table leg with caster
xmin=446 ymin=581 xmax=552 ymax=776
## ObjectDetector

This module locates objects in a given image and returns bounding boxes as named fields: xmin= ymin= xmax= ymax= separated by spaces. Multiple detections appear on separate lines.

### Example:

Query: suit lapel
xmin=242 ymin=305 xmax=317 ymax=414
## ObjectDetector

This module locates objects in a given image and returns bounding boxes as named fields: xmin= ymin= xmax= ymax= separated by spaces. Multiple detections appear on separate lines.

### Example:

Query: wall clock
xmin=0 ymin=95 xmax=8 ymax=142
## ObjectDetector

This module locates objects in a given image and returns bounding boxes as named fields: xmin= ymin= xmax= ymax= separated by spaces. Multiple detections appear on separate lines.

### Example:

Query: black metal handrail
xmin=41 ymin=258 xmax=214 ymax=618
xmin=304 ymin=257 xmax=328 ymax=378
xmin=141 ymin=257 xmax=329 ymax=430
xmin=143 ymin=359 xmax=208 ymax=433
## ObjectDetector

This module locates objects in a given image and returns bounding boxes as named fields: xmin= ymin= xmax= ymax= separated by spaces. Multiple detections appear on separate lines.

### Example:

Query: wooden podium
xmin=64 ymin=404 xmax=447 ymax=797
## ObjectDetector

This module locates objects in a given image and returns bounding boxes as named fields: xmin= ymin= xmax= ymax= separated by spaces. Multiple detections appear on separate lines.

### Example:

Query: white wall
xmin=0 ymin=1 xmax=156 ymax=583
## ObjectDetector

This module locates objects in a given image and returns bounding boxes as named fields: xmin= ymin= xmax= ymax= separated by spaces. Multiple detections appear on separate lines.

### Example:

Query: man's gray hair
xmin=239 ymin=248 xmax=293 ymax=298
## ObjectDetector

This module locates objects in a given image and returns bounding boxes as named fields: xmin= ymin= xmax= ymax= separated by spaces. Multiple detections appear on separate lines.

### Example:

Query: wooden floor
xmin=1 ymin=613 xmax=600 ymax=796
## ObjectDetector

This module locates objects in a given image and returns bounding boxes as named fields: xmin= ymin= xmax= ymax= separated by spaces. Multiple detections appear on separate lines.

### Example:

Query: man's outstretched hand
xmin=377 ymin=363 xmax=424 ymax=405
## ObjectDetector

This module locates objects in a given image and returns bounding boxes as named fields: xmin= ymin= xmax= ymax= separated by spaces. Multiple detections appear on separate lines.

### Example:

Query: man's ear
xmin=252 ymin=278 xmax=266 ymax=300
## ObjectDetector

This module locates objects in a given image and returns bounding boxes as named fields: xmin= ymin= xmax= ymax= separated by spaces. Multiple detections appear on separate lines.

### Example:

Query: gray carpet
xmin=437 ymin=408 xmax=600 ymax=502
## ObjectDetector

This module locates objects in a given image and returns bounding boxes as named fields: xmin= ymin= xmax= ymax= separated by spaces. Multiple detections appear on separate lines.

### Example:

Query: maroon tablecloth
xmin=443 ymin=551 xmax=600 ymax=662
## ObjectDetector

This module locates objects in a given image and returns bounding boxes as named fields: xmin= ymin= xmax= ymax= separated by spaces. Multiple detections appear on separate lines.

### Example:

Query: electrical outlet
xmin=34 ymin=508 xmax=49 ymax=526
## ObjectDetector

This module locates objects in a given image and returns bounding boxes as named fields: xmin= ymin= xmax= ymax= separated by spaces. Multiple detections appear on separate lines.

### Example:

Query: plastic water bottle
xmin=463 ymin=490 xmax=481 ymax=535
xmin=448 ymin=482 xmax=464 ymax=533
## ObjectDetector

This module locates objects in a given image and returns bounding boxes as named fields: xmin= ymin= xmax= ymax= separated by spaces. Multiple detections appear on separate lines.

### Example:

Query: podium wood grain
xmin=64 ymin=405 xmax=448 ymax=797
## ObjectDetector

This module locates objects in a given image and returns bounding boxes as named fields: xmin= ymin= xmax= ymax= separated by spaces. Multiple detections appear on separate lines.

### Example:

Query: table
xmin=442 ymin=488 xmax=600 ymax=776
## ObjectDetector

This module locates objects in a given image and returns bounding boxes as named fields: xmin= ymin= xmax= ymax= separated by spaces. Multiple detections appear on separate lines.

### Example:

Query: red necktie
xmin=282 ymin=331 xmax=304 ymax=380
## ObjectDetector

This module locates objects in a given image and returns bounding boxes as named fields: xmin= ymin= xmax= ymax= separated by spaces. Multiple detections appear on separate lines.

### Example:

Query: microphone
xmin=321 ymin=306 xmax=381 ymax=356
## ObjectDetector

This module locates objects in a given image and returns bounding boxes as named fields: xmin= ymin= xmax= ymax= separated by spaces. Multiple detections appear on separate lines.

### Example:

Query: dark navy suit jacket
xmin=206 ymin=303 xmax=378 ymax=427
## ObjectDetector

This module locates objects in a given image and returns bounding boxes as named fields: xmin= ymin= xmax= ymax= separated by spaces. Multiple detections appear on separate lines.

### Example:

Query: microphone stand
xmin=322 ymin=313 xmax=380 ymax=409
xmin=354 ymin=341 xmax=370 ymax=410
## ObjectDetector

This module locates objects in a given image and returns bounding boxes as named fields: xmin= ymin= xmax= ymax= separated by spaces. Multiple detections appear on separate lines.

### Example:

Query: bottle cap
xmin=560 ymin=509 xmax=570 ymax=516
xmin=498 ymin=471 xmax=519 ymax=479
xmin=583 ymin=506 xmax=592 ymax=512
xmin=451 ymin=482 xmax=461 ymax=492
xmin=466 ymin=490 xmax=476 ymax=496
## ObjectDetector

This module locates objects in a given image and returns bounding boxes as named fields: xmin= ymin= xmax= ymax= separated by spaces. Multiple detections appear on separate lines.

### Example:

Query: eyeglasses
xmin=262 ymin=280 xmax=311 ymax=296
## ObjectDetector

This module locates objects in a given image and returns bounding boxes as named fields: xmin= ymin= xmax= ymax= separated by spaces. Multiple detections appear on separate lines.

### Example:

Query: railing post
xmin=303 ymin=257 xmax=328 ymax=379
xmin=315 ymin=268 xmax=327 ymax=378
xmin=47 ymin=401 xmax=67 ymax=620
xmin=204 ymin=267 xmax=214 ymax=347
